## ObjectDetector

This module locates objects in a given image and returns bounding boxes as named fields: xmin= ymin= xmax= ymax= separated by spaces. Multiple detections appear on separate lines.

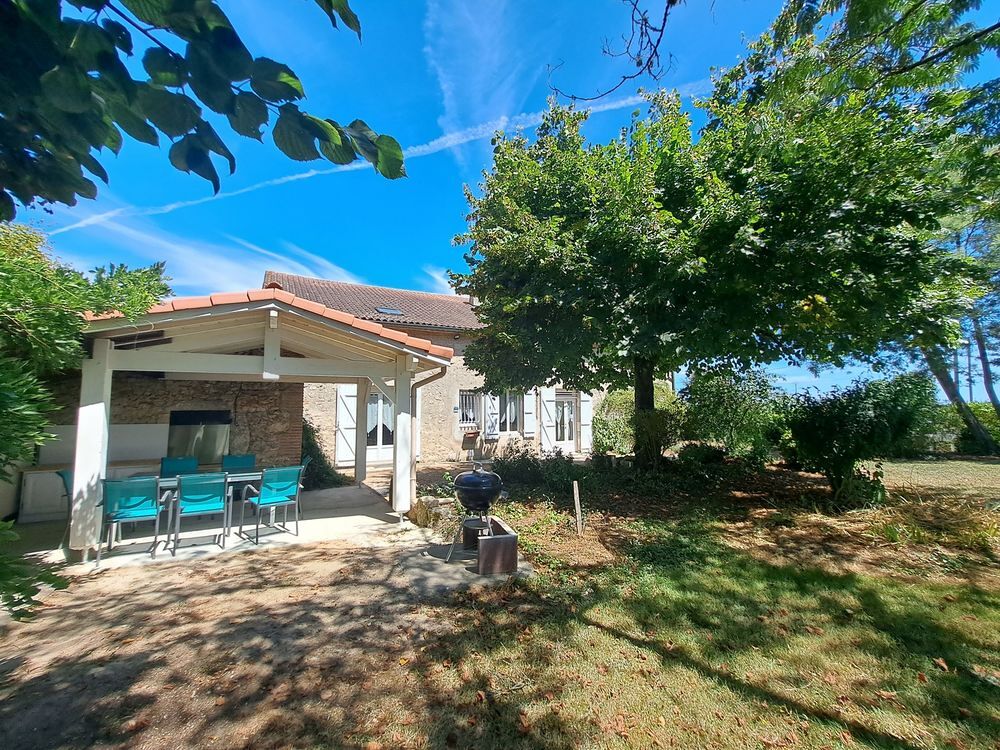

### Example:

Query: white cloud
xmin=418 ymin=265 xmax=456 ymax=295
xmin=62 ymin=218 xmax=362 ymax=295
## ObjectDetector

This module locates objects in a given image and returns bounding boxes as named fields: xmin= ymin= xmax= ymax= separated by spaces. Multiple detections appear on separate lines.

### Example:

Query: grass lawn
xmin=1 ymin=460 xmax=997 ymax=749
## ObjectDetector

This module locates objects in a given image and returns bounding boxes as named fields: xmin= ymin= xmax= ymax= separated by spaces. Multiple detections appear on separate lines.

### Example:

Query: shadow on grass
xmin=423 ymin=517 xmax=999 ymax=748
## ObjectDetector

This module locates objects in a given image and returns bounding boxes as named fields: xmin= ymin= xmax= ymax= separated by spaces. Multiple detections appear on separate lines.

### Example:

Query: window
xmin=459 ymin=390 xmax=480 ymax=427
xmin=167 ymin=410 xmax=231 ymax=464
xmin=375 ymin=306 xmax=404 ymax=316
xmin=499 ymin=391 xmax=522 ymax=433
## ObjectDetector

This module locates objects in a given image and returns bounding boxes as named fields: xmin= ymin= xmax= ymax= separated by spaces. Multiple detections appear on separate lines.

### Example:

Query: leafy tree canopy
xmin=0 ymin=0 xmax=405 ymax=221
xmin=454 ymin=92 xmax=978 ymax=396
xmin=0 ymin=223 xmax=169 ymax=476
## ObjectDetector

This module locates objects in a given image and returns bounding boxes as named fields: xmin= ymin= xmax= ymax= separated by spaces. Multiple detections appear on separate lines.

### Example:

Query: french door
xmin=554 ymin=393 xmax=576 ymax=452
xmin=366 ymin=393 xmax=394 ymax=462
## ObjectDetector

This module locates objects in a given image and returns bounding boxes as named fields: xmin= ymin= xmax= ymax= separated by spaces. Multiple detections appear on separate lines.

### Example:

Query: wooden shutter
xmin=579 ymin=391 xmax=593 ymax=453
xmin=334 ymin=383 xmax=357 ymax=467
xmin=522 ymin=389 xmax=537 ymax=437
xmin=484 ymin=393 xmax=500 ymax=439
xmin=539 ymin=387 xmax=557 ymax=451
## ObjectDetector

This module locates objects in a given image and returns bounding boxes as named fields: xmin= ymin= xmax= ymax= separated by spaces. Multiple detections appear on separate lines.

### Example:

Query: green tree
xmin=455 ymin=90 xmax=976 ymax=466
xmin=0 ymin=0 xmax=405 ymax=220
xmin=0 ymin=223 xmax=169 ymax=476
xmin=681 ymin=370 xmax=780 ymax=459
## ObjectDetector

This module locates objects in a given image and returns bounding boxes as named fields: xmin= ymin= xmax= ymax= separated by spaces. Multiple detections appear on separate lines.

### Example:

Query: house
xmin=7 ymin=273 xmax=598 ymax=547
xmin=263 ymin=271 xmax=599 ymax=468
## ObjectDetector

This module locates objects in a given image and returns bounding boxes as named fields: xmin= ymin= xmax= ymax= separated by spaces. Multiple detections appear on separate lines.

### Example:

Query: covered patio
xmin=68 ymin=287 xmax=452 ymax=560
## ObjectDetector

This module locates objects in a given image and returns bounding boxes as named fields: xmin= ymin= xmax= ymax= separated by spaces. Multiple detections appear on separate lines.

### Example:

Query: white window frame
xmin=458 ymin=390 xmax=481 ymax=429
xmin=498 ymin=390 xmax=523 ymax=434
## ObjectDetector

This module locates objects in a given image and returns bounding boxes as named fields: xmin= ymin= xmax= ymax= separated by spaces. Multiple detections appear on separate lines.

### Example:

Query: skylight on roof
xmin=376 ymin=306 xmax=404 ymax=316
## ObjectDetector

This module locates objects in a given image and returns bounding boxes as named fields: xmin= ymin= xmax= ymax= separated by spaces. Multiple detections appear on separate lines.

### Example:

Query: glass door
xmin=366 ymin=393 xmax=394 ymax=462
xmin=554 ymin=394 xmax=576 ymax=452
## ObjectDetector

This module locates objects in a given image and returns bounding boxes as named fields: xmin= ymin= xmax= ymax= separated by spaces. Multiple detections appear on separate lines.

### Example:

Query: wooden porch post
xmin=69 ymin=339 xmax=113 ymax=555
xmin=353 ymin=377 xmax=370 ymax=485
xmin=391 ymin=355 xmax=414 ymax=513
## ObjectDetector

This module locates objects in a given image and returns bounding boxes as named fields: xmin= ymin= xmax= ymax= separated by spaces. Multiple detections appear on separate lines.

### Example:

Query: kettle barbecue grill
xmin=446 ymin=462 xmax=506 ymax=562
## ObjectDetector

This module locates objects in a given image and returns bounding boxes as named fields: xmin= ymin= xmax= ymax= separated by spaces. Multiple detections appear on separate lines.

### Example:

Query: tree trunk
xmin=633 ymin=356 xmax=656 ymax=469
xmin=922 ymin=346 xmax=999 ymax=454
xmin=972 ymin=315 xmax=1000 ymax=419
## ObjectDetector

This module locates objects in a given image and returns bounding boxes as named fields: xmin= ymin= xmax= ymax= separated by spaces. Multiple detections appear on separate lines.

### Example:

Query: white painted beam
xmin=69 ymin=339 xmax=112 ymax=554
xmin=354 ymin=378 xmax=371 ymax=485
xmin=107 ymin=349 xmax=397 ymax=380
xmin=263 ymin=310 xmax=280 ymax=380
xmin=391 ymin=355 xmax=413 ymax=513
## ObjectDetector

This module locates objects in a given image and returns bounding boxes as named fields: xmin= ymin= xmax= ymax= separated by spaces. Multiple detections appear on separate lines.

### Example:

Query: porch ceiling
xmin=83 ymin=288 xmax=452 ymax=382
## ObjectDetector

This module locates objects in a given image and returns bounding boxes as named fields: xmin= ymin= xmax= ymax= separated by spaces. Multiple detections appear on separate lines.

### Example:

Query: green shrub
xmin=788 ymin=375 xmax=938 ymax=506
xmin=676 ymin=443 xmax=726 ymax=465
xmin=492 ymin=441 xmax=544 ymax=485
xmin=301 ymin=419 xmax=349 ymax=490
xmin=681 ymin=369 xmax=782 ymax=460
xmin=593 ymin=382 xmax=684 ymax=456
xmin=957 ymin=402 xmax=1000 ymax=454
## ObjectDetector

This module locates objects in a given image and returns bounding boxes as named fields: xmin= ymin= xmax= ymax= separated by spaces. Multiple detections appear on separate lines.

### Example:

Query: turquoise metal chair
xmin=239 ymin=466 xmax=304 ymax=544
xmin=171 ymin=472 xmax=230 ymax=555
xmin=97 ymin=477 xmax=168 ymax=564
xmin=161 ymin=456 xmax=198 ymax=478
xmin=222 ymin=454 xmax=256 ymax=472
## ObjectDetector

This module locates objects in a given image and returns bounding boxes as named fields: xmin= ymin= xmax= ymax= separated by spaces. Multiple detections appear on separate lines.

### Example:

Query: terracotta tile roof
xmin=262 ymin=271 xmax=483 ymax=330
xmin=84 ymin=289 xmax=453 ymax=360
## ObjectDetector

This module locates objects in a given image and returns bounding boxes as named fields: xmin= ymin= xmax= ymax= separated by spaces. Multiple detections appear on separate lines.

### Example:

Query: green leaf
xmin=374 ymin=134 xmax=406 ymax=179
xmin=143 ymin=47 xmax=186 ymax=87
xmin=345 ymin=119 xmax=379 ymax=164
xmin=40 ymin=65 xmax=92 ymax=113
xmin=196 ymin=121 xmax=236 ymax=174
xmin=101 ymin=19 xmax=133 ymax=55
xmin=273 ymin=105 xmax=320 ymax=161
xmin=317 ymin=120 xmax=356 ymax=164
xmin=96 ymin=52 xmax=137 ymax=102
xmin=120 ymin=0 xmax=171 ymax=27
xmin=104 ymin=123 xmax=124 ymax=154
xmin=186 ymin=44 xmax=234 ymax=114
xmin=226 ymin=92 xmax=268 ymax=140
xmin=250 ymin=57 xmax=304 ymax=102
xmin=169 ymin=134 xmax=220 ymax=193
xmin=203 ymin=26 xmax=253 ymax=81
xmin=68 ymin=21 xmax=116 ymax=69
xmin=109 ymin=100 xmax=159 ymax=145
xmin=331 ymin=0 xmax=362 ymax=38
xmin=0 ymin=191 xmax=14 ymax=222
xmin=79 ymin=152 xmax=109 ymax=183
xmin=137 ymin=86 xmax=200 ymax=138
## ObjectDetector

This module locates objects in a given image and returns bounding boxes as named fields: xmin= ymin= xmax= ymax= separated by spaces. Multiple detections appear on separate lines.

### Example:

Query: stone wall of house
xmin=48 ymin=374 xmax=303 ymax=467
xmin=300 ymin=326 xmax=609 ymax=466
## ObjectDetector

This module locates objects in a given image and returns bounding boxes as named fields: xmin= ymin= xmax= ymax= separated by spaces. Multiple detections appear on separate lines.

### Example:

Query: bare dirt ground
xmin=0 ymin=542 xmax=467 ymax=750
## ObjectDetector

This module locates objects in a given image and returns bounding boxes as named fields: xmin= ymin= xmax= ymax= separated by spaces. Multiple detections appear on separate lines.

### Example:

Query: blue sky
xmin=24 ymin=1 xmax=998 ymax=397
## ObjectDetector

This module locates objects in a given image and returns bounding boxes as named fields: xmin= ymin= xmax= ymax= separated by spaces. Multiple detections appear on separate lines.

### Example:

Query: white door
xmin=554 ymin=393 xmax=577 ymax=453
xmin=366 ymin=392 xmax=394 ymax=463
xmin=335 ymin=383 xmax=357 ymax=468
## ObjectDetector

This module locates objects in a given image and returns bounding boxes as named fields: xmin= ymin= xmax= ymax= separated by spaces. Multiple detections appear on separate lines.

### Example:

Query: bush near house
xmin=301 ymin=419 xmax=349 ymax=490
xmin=593 ymin=382 xmax=684 ymax=456
xmin=681 ymin=369 xmax=785 ymax=462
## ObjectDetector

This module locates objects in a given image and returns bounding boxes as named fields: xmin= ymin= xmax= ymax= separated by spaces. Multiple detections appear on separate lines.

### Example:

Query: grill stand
xmin=445 ymin=511 xmax=494 ymax=563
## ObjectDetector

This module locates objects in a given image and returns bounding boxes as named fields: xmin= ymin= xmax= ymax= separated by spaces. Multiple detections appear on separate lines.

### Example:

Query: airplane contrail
xmin=52 ymin=82 xmax=708 ymax=236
